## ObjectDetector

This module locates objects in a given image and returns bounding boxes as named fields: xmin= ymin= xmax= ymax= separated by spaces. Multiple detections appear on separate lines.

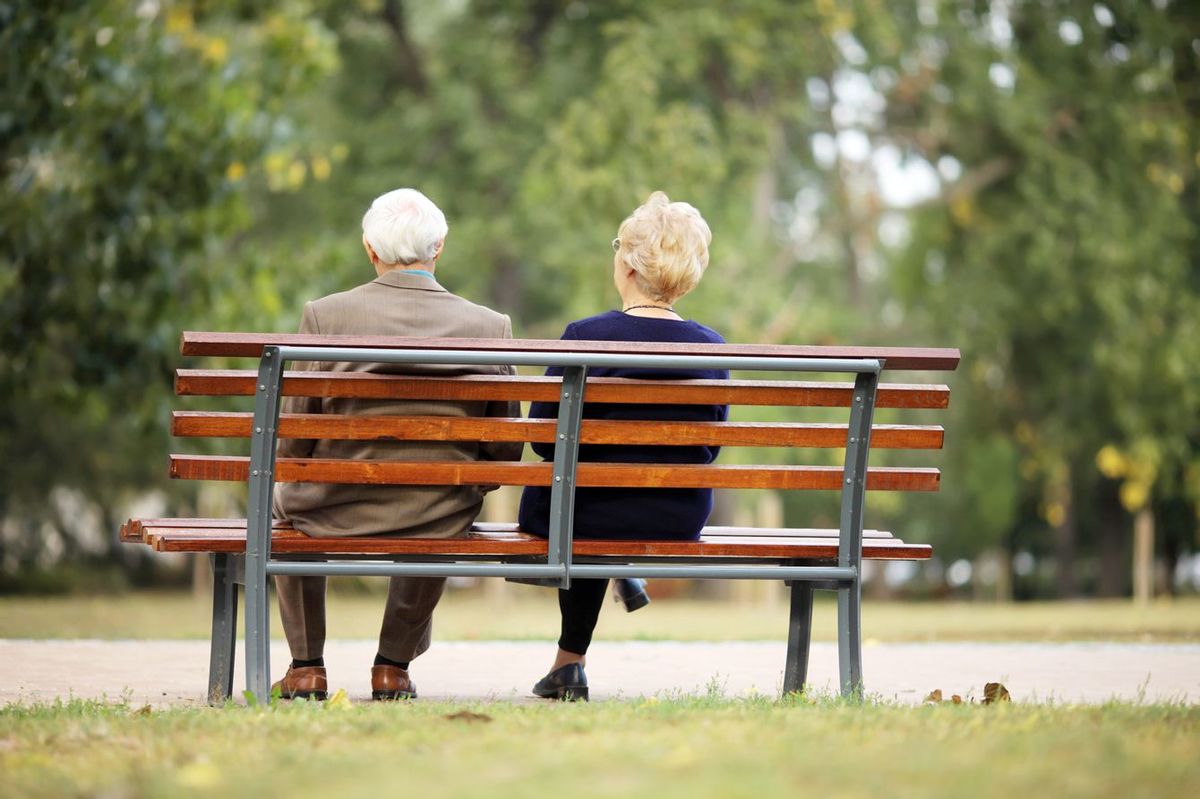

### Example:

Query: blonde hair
xmin=615 ymin=191 xmax=712 ymax=303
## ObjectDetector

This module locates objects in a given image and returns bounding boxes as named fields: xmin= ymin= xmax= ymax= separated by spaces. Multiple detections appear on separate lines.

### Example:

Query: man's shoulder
xmin=437 ymin=288 xmax=510 ymax=326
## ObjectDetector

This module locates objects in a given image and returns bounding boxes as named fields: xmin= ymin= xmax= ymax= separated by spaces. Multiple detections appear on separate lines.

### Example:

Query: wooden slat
xmin=172 ymin=411 xmax=946 ymax=450
xmin=136 ymin=524 xmax=931 ymax=559
xmin=180 ymin=331 xmax=961 ymax=371
xmin=168 ymin=454 xmax=941 ymax=491
xmin=126 ymin=518 xmax=897 ymax=541
xmin=175 ymin=370 xmax=951 ymax=410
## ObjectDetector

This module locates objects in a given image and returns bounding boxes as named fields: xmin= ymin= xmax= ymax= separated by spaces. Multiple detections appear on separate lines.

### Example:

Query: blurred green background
xmin=2 ymin=0 xmax=1197 ymax=601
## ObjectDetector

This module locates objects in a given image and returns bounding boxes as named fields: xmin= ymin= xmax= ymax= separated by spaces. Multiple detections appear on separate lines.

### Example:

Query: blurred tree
xmin=0 ymin=0 xmax=335 ymax=579
xmin=864 ymin=0 xmax=1200 ymax=595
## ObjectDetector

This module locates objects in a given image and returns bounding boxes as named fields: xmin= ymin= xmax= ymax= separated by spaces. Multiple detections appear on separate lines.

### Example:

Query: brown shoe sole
xmin=372 ymin=688 xmax=416 ymax=701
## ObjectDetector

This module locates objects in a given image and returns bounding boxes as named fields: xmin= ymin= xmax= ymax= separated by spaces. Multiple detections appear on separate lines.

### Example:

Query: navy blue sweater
xmin=517 ymin=310 xmax=729 ymax=541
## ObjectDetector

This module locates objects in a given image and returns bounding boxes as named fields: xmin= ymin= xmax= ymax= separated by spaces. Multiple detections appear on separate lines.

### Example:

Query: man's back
xmin=273 ymin=269 xmax=521 ymax=538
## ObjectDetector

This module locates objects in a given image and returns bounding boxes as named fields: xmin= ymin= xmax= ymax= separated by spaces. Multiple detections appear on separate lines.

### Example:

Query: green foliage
xmin=0 ymin=1 xmax=334 ymax=560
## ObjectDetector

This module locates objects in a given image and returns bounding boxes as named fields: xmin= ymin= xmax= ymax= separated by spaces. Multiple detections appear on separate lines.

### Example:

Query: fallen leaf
xmin=983 ymin=682 xmax=1012 ymax=705
xmin=923 ymin=689 xmax=943 ymax=703
xmin=951 ymin=695 xmax=963 ymax=705
xmin=134 ymin=704 xmax=153 ymax=716
xmin=443 ymin=710 xmax=492 ymax=723
xmin=326 ymin=688 xmax=353 ymax=709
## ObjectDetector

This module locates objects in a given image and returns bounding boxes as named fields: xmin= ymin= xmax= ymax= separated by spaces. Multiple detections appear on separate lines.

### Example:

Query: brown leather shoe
xmin=371 ymin=665 xmax=417 ymax=701
xmin=271 ymin=666 xmax=328 ymax=700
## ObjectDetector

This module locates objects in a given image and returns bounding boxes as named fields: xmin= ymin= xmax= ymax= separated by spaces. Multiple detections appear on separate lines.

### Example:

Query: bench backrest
xmin=171 ymin=332 xmax=957 ymax=570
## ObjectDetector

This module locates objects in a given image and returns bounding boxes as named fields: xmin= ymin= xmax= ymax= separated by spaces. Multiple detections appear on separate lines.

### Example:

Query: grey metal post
xmin=244 ymin=346 xmax=285 ymax=703
xmin=207 ymin=553 xmax=239 ymax=705
xmin=546 ymin=365 xmax=587 ymax=589
xmin=782 ymin=582 xmax=815 ymax=695
xmin=836 ymin=369 xmax=879 ymax=698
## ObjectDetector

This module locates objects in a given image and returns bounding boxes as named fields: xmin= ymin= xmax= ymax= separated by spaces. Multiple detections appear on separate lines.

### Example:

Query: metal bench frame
xmin=214 ymin=344 xmax=880 ymax=704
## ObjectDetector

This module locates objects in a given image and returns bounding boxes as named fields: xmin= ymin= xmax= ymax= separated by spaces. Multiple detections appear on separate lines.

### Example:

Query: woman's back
xmin=517 ymin=310 xmax=728 ymax=541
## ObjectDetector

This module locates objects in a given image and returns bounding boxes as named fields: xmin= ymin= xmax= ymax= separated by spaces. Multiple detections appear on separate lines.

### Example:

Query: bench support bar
xmin=265 ymin=561 xmax=856 ymax=581
xmin=208 ymin=553 xmax=240 ymax=705
xmin=547 ymin=365 xmax=587 ymax=588
xmin=836 ymin=370 xmax=879 ymax=698
xmin=245 ymin=348 xmax=285 ymax=704
xmin=783 ymin=582 xmax=815 ymax=694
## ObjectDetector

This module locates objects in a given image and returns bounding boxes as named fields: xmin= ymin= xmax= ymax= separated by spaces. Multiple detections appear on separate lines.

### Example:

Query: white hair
xmin=361 ymin=188 xmax=448 ymax=265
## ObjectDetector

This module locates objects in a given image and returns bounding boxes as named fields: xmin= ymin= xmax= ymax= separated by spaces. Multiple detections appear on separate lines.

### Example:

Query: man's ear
xmin=432 ymin=238 xmax=445 ymax=261
xmin=363 ymin=236 xmax=380 ymax=266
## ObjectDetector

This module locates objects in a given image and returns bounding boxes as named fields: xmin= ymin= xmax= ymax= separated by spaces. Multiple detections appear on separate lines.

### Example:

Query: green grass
xmin=1 ymin=591 xmax=1198 ymax=642
xmin=1 ymin=697 xmax=1197 ymax=798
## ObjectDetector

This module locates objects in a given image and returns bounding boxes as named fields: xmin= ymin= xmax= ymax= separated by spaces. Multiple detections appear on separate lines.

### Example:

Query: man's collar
xmin=372 ymin=268 xmax=448 ymax=293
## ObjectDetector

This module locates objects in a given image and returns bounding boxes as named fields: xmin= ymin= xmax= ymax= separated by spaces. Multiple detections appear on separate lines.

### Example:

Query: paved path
xmin=4 ymin=639 xmax=1198 ymax=706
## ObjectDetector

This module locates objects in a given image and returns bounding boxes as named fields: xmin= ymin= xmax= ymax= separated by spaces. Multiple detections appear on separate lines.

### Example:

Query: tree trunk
xmin=1053 ymin=466 xmax=1079 ymax=598
xmin=1132 ymin=507 xmax=1155 ymax=605
xmin=1096 ymin=478 xmax=1128 ymax=597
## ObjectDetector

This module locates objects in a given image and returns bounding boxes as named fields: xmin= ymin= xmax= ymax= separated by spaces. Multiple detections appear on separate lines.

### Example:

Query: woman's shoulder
xmin=685 ymin=320 xmax=726 ymax=345
xmin=563 ymin=311 xmax=725 ymax=345
xmin=560 ymin=310 xmax=633 ymax=339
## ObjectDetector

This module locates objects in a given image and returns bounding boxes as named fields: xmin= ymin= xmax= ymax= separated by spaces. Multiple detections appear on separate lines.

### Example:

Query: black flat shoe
xmin=613 ymin=578 xmax=650 ymax=613
xmin=532 ymin=663 xmax=589 ymax=702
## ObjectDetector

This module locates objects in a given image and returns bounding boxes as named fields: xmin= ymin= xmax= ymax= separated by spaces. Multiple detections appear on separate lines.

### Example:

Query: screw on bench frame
xmin=234 ymin=345 xmax=882 ymax=704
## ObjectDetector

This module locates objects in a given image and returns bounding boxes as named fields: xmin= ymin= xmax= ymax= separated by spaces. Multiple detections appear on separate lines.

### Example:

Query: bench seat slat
xmin=171 ymin=411 xmax=945 ymax=450
xmin=125 ymin=518 xmax=897 ymax=540
xmin=180 ymin=331 xmax=961 ymax=371
xmin=168 ymin=455 xmax=941 ymax=491
xmin=174 ymin=370 xmax=951 ymax=410
xmin=131 ymin=524 xmax=931 ymax=560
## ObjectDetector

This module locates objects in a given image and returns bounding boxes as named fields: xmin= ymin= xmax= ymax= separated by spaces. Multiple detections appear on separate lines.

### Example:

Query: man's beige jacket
xmin=272 ymin=269 xmax=522 ymax=538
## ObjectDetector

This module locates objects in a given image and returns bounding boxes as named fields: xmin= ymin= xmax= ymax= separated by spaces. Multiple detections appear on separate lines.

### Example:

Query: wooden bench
xmin=120 ymin=331 xmax=958 ymax=703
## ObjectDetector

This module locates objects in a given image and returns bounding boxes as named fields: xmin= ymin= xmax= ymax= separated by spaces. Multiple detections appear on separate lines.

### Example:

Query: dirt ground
xmin=4 ymin=639 xmax=1198 ymax=706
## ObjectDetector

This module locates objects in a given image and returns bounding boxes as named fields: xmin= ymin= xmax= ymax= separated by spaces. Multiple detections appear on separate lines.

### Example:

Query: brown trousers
xmin=275 ymin=575 xmax=446 ymax=663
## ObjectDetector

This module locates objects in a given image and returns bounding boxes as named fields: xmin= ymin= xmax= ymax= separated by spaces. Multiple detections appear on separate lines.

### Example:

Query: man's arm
xmin=275 ymin=302 xmax=322 ymax=461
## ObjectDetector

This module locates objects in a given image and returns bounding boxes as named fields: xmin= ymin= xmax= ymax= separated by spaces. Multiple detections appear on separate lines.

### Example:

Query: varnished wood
xmin=172 ymin=411 xmax=946 ymax=450
xmin=124 ymin=518 xmax=897 ymax=541
xmin=175 ymin=370 xmax=952 ymax=409
xmin=134 ymin=523 xmax=932 ymax=560
xmin=168 ymin=454 xmax=941 ymax=491
xmin=180 ymin=331 xmax=961 ymax=371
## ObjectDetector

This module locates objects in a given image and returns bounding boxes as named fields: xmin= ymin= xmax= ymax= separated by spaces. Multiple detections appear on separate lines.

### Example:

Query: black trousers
xmin=557 ymin=578 xmax=609 ymax=655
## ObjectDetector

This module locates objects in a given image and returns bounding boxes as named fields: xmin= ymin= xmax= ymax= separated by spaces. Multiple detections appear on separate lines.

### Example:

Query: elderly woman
xmin=518 ymin=191 xmax=728 ymax=701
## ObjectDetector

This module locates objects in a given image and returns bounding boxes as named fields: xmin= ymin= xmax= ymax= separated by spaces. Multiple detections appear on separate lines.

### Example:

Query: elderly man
xmin=271 ymin=188 xmax=521 ymax=701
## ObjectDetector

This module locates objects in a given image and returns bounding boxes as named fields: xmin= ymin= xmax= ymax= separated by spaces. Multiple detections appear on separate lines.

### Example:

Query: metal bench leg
xmin=207 ymin=553 xmax=238 ymax=705
xmin=837 ymin=580 xmax=863 ymax=698
xmin=783 ymin=582 xmax=814 ymax=695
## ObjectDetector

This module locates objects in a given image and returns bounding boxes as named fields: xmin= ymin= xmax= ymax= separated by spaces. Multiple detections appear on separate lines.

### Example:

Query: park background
xmin=3 ymin=4 xmax=1200 ymax=799
xmin=2 ymin=1 xmax=1199 ymax=614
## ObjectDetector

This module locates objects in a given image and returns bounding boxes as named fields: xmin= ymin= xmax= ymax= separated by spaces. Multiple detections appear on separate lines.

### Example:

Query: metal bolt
xmin=563 ymin=392 xmax=571 ymax=399
xmin=255 ymin=427 xmax=263 ymax=434
xmin=252 ymin=470 xmax=260 ymax=476
xmin=849 ymin=436 xmax=856 ymax=443
xmin=259 ymin=384 xmax=266 ymax=391
xmin=846 ymin=478 xmax=852 ymax=484
xmin=264 ymin=351 xmax=273 ymax=358
xmin=555 ymin=476 xmax=562 ymax=482
xmin=854 ymin=395 xmax=862 ymax=402
xmin=559 ymin=434 xmax=566 ymax=440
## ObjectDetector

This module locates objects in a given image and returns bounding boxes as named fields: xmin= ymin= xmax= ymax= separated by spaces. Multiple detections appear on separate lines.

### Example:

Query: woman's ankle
xmin=551 ymin=648 xmax=585 ymax=671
